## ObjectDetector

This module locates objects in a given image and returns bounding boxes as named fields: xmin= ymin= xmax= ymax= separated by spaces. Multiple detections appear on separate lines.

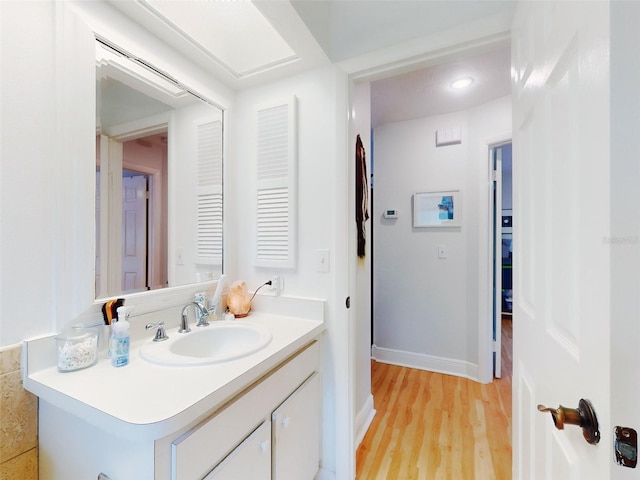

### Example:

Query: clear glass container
xmin=56 ymin=328 xmax=99 ymax=372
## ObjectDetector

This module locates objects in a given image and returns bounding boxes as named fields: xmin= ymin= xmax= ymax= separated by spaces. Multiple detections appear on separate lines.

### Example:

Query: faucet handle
xmin=145 ymin=321 xmax=168 ymax=342
xmin=195 ymin=302 xmax=210 ymax=327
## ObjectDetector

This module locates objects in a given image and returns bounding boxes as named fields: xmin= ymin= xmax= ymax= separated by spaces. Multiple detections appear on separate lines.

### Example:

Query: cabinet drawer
xmin=204 ymin=421 xmax=271 ymax=480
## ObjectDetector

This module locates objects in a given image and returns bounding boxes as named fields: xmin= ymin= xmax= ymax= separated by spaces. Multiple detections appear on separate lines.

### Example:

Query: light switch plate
xmin=438 ymin=245 xmax=447 ymax=259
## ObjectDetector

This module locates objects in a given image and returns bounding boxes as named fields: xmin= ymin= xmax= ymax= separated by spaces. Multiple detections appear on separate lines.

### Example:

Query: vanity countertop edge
xmin=23 ymin=312 xmax=325 ymax=441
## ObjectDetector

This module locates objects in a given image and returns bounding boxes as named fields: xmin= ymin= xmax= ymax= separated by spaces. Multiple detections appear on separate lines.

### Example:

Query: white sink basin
xmin=139 ymin=321 xmax=272 ymax=366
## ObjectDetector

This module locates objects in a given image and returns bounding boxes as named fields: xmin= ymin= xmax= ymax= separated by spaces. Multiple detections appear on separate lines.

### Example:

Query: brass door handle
xmin=537 ymin=398 xmax=600 ymax=445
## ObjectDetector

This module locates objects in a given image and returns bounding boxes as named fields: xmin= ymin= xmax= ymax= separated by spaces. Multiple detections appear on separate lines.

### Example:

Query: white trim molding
xmin=355 ymin=394 xmax=376 ymax=450
xmin=371 ymin=345 xmax=479 ymax=381
xmin=315 ymin=468 xmax=336 ymax=480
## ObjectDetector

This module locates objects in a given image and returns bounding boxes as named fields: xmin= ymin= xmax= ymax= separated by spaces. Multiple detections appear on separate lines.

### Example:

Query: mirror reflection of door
xmin=122 ymin=173 xmax=147 ymax=293
xmin=122 ymin=133 xmax=168 ymax=293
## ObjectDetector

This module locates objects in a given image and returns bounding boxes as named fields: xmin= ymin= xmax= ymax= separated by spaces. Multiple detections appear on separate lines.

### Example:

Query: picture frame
xmin=413 ymin=190 xmax=461 ymax=227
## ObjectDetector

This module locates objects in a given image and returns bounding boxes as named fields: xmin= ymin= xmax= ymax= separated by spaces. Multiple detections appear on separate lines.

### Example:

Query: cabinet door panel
xmin=272 ymin=372 xmax=321 ymax=480
xmin=204 ymin=421 xmax=271 ymax=480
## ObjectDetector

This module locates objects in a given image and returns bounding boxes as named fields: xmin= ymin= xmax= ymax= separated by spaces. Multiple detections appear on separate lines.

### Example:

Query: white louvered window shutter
xmin=196 ymin=119 xmax=223 ymax=265
xmin=254 ymin=97 xmax=297 ymax=268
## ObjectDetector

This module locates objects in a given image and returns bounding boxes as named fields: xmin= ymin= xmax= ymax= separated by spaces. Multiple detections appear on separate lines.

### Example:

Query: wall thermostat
xmin=384 ymin=209 xmax=399 ymax=219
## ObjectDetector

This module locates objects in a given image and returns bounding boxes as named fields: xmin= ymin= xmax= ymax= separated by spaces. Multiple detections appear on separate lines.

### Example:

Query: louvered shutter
xmin=254 ymin=97 xmax=297 ymax=268
xmin=196 ymin=119 xmax=223 ymax=265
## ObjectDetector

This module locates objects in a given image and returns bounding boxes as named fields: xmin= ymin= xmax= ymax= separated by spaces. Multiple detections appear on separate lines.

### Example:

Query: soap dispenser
xmin=111 ymin=306 xmax=130 ymax=367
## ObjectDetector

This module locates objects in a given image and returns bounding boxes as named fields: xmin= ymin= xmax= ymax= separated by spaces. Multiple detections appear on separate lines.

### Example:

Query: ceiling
xmin=289 ymin=0 xmax=515 ymax=127
xmin=109 ymin=0 xmax=517 ymax=126
xmin=289 ymin=1 xmax=515 ymax=63
xmin=369 ymin=43 xmax=511 ymax=127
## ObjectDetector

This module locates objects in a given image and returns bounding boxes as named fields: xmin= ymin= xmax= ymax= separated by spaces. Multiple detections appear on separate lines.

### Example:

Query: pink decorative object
xmin=227 ymin=280 xmax=251 ymax=318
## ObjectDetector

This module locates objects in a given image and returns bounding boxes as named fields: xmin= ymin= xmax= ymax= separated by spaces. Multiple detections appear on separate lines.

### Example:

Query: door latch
xmin=615 ymin=426 xmax=637 ymax=468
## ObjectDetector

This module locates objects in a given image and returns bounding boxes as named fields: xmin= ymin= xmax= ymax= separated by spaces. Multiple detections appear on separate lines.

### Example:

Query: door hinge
xmin=492 ymin=340 xmax=498 ymax=352
xmin=491 ymin=170 xmax=498 ymax=182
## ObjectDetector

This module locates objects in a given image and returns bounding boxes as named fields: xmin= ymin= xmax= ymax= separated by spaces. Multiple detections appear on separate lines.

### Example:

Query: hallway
xmin=356 ymin=318 xmax=512 ymax=479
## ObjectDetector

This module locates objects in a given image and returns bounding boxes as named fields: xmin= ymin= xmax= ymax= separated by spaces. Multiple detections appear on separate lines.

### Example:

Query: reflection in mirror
xmin=96 ymin=39 xmax=223 ymax=299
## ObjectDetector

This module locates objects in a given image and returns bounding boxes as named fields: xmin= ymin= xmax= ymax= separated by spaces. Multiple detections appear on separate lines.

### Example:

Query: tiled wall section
xmin=0 ymin=344 xmax=38 ymax=479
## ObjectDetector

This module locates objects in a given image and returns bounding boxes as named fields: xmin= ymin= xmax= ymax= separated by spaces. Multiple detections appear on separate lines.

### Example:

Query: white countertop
xmin=24 ymin=312 xmax=325 ymax=440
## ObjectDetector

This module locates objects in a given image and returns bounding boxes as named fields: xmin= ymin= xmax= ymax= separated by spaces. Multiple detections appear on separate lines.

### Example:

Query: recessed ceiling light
xmin=450 ymin=77 xmax=474 ymax=89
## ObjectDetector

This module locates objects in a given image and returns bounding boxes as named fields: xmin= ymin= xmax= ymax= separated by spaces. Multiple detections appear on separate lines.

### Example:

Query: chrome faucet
xmin=180 ymin=302 xmax=210 ymax=333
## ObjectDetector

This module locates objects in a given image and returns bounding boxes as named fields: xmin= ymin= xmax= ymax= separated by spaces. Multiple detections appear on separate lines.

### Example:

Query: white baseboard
xmin=355 ymin=393 xmax=376 ymax=449
xmin=371 ymin=345 xmax=479 ymax=381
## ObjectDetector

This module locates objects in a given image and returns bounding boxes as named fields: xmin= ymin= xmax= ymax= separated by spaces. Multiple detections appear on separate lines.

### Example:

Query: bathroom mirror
xmin=95 ymin=38 xmax=223 ymax=299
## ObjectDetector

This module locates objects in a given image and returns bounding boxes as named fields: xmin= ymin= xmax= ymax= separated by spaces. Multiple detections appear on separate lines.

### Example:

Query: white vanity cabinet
xmin=27 ymin=312 xmax=325 ymax=480
xmin=162 ymin=340 xmax=321 ymax=480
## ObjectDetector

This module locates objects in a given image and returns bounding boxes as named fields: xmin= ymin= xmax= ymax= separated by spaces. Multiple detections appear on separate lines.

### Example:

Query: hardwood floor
xmin=501 ymin=316 xmax=512 ymax=378
xmin=356 ymin=318 xmax=513 ymax=479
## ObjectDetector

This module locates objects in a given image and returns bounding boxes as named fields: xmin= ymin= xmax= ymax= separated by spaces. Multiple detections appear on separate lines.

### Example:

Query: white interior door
xmin=512 ymin=1 xmax=610 ymax=478
xmin=122 ymin=174 xmax=147 ymax=292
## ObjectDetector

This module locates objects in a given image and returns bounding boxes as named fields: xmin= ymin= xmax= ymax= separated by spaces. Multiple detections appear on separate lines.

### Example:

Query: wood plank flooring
xmin=501 ymin=316 xmax=512 ymax=378
xmin=356 ymin=318 xmax=512 ymax=479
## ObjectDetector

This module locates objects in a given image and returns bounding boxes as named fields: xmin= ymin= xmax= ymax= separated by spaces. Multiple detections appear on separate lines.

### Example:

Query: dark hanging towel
xmin=356 ymin=134 xmax=369 ymax=258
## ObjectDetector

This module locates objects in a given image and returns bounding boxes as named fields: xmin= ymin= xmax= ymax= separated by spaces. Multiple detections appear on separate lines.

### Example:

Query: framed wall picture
xmin=413 ymin=190 xmax=461 ymax=227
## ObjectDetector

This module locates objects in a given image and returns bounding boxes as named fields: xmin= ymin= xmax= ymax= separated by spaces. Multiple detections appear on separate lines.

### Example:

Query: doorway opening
xmin=95 ymin=131 xmax=168 ymax=296
xmin=490 ymin=141 xmax=513 ymax=378
xmin=354 ymin=37 xmax=512 ymax=479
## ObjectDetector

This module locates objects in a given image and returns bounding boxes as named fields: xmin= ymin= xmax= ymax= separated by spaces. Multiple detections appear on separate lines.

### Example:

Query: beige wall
xmin=0 ymin=345 xmax=38 ymax=479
